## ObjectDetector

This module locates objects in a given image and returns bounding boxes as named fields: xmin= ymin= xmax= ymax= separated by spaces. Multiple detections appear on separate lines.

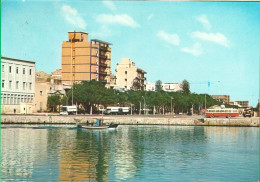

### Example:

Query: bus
xmin=206 ymin=108 xmax=239 ymax=118
xmin=104 ymin=107 xmax=130 ymax=115
xmin=60 ymin=106 xmax=77 ymax=115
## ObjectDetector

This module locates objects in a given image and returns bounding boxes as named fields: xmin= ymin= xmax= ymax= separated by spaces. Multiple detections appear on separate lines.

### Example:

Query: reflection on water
xmin=1 ymin=125 xmax=259 ymax=181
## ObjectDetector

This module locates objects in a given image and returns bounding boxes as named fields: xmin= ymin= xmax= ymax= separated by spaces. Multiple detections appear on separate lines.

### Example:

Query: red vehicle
xmin=206 ymin=108 xmax=239 ymax=118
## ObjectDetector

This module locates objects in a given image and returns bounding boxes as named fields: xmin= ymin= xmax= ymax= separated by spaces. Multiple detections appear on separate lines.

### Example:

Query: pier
xmin=1 ymin=115 xmax=259 ymax=127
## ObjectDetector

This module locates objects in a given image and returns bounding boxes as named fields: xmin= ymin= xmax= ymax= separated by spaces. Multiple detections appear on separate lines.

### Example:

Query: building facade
xmin=115 ymin=58 xmax=146 ymax=91
xmin=162 ymin=83 xmax=182 ymax=92
xmin=229 ymin=101 xmax=249 ymax=108
xmin=61 ymin=31 xmax=111 ymax=88
xmin=1 ymin=57 xmax=35 ymax=114
xmin=34 ymin=70 xmax=65 ymax=112
xmin=146 ymin=81 xmax=182 ymax=92
xmin=211 ymin=95 xmax=230 ymax=104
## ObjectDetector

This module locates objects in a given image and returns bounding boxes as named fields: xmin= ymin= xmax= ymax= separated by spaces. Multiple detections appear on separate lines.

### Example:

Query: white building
xmin=115 ymin=58 xmax=146 ymax=91
xmin=1 ymin=57 xmax=35 ymax=114
xmin=162 ymin=83 xmax=182 ymax=92
xmin=146 ymin=81 xmax=182 ymax=92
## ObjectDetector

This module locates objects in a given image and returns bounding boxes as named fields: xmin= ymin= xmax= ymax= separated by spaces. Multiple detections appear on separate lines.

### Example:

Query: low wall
xmin=1 ymin=115 xmax=259 ymax=127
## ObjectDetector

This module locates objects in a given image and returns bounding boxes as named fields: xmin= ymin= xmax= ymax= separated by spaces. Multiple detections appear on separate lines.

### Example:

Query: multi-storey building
xmin=211 ymin=95 xmax=230 ymax=104
xmin=1 ymin=56 xmax=35 ymax=114
xmin=61 ymin=31 xmax=111 ymax=88
xmin=115 ymin=58 xmax=146 ymax=91
xmin=34 ymin=70 xmax=65 ymax=112
xmin=229 ymin=101 xmax=249 ymax=108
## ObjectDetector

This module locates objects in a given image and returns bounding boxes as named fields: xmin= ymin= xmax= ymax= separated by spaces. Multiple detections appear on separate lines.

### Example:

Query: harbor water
xmin=1 ymin=125 xmax=259 ymax=181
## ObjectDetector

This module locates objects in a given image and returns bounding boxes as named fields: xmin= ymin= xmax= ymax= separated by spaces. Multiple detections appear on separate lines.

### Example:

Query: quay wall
xmin=1 ymin=115 xmax=259 ymax=127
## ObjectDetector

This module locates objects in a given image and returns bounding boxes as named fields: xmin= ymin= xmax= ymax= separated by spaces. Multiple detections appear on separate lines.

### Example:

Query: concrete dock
xmin=1 ymin=115 xmax=259 ymax=127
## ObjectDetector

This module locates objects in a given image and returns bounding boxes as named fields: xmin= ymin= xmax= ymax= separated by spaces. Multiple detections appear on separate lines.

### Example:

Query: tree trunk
xmin=163 ymin=105 xmax=165 ymax=115
xmin=90 ymin=105 xmax=92 ymax=115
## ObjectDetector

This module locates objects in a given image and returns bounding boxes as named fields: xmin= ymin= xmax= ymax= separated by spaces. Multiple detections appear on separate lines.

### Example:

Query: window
xmin=125 ymin=79 xmax=127 ymax=81
xmin=29 ymin=83 xmax=32 ymax=90
xmin=40 ymin=91 xmax=43 ymax=95
xmin=2 ymin=65 xmax=4 ymax=72
xmin=23 ymin=68 xmax=25 ymax=74
xmin=23 ymin=82 xmax=26 ymax=90
xmin=2 ymin=80 xmax=5 ymax=88
xmin=29 ymin=69 xmax=32 ymax=75
xmin=9 ymin=81 xmax=12 ymax=89
xmin=16 ymin=67 xmax=19 ymax=74
xmin=16 ymin=81 xmax=19 ymax=89
xmin=9 ymin=66 xmax=12 ymax=73
xmin=125 ymin=71 xmax=127 ymax=74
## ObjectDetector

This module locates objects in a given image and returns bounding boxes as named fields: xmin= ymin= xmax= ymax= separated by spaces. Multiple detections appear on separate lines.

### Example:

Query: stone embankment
xmin=1 ymin=115 xmax=259 ymax=127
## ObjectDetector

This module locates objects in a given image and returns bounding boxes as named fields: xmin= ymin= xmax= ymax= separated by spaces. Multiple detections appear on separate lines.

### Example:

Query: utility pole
xmin=70 ymin=33 xmax=75 ymax=106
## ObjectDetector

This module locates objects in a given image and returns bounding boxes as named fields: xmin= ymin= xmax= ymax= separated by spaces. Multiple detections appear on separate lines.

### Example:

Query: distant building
xmin=34 ymin=70 xmax=65 ymax=112
xmin=61 ymin=31 xmax=111 ymax=88
xmin=211 ymin=95 xmax=230 ymax=104
xmin=229 ymin=101 xmax=249 ymax=108
xmin=115 ymin=58 xmax=146 ymax=91
xmin=1 ymin=56 xmax=35 ymax=114
xmin=146 ymin=81 xmax=182 ymax=92
xmin=145 ymin=81 xmax=155 ymax=91
xmin=162 ymin=83 xmax=182 ymax=92
xmin=109 ymin=73 xmax=117 ymax=89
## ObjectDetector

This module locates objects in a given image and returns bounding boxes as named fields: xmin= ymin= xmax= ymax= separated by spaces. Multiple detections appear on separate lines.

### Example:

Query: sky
xmin=1 ymin=1 xmax=260 ymax=107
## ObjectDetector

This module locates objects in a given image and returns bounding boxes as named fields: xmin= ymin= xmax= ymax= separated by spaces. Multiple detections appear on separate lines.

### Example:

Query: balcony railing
xmin=99 ymin=55 xmax=107 ymax=59
xmin=99 ymin=63 xmax=108 ymax=67
xmin=99 ymin=71 xmax=108 ymax=76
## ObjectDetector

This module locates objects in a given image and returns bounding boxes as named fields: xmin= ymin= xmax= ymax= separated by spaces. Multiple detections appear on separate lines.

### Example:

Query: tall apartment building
xmin=1 ymin=57 xmax=35 ymax=114
xmin=115 ymin=58 xmax=146 ymax=91
xmin=62 ymin=31 xmax=111 ymax=88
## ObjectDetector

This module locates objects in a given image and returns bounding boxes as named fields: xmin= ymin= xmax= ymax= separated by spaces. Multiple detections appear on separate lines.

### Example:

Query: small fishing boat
xmin=77 ymin=124 xmax=110 ymax=129
xmin=77 ymin=119 xmax=119 ymax=129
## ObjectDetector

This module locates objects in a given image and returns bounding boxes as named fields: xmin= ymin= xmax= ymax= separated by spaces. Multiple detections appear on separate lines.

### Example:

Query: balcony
xmin=99 ymin=71 xmax=108 ymax=76
xmin=99 ymin=63 xmax=108 ymax=67
xmin=99 ymin=55 xmax=107 ymax=59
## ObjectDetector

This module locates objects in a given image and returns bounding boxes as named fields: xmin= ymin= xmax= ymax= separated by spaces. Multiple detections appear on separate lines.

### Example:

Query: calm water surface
xmin=1 ymin=125 xmax=259 ymax=181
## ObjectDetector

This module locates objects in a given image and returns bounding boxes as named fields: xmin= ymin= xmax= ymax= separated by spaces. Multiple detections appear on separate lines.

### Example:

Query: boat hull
xmin=77 ymin=124 xmax=118 ymax=129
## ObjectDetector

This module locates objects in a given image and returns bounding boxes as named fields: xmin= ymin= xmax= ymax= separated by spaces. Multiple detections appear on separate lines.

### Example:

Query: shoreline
xmin=1 ymin=115 xmax=259 ymax=127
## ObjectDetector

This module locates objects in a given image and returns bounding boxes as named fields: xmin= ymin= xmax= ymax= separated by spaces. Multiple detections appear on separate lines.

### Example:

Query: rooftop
xmin=1 ymin=56 xmax=35 ymax=64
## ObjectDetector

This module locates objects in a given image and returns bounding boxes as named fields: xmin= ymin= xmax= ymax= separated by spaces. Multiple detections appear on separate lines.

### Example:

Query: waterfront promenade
xmin=1 ymin=114 xmax=259 ymax=127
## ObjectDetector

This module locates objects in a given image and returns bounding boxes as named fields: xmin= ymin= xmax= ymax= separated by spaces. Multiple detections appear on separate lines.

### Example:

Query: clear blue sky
xmin=2 ymin=1 xmax=260 ymax=107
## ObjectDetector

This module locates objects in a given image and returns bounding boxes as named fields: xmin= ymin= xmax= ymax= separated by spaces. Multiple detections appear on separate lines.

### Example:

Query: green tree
xmin=181 ymin=79 xmax=190 ymax=95
xmin=47 ymin=94 xmax=61 ymax=112
xmin=155 ymin=80 xmax=162 ymax=91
